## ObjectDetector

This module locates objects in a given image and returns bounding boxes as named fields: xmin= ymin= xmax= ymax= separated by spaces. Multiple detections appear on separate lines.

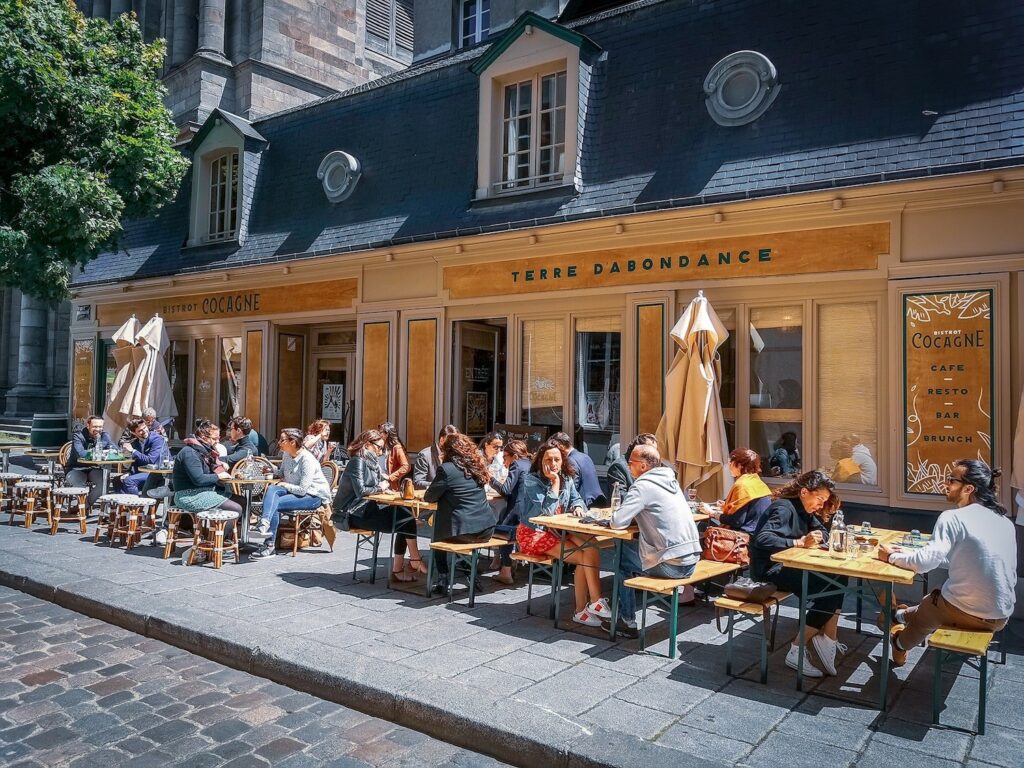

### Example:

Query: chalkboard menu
xmin=494 ymin=423 xmax=551 ymax=453
xmin=903 ymin=290 xmax=994 ymax=495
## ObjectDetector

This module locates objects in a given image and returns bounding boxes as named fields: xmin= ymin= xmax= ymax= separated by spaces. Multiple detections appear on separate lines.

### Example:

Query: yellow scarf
xmin=721 ymin=472 xmax=772 ymax=516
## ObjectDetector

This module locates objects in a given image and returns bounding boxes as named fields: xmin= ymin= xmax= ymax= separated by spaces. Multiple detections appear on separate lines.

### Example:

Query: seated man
xmin=606 ymin=433 xmax=658 ymax=493
xmin=141 ymin=407 xmax=166 ymax=437
xmin=223 ymin=416 xmax=264 ymax=467
xmin=412 ymin=424 xmax=458 ymax=489
xmin=878 ymin=459 xmax=1017 ymax=666
xmin=66 ymin=415 xmax=117 ymax=506
xmin=604 ymin=444 xmax=702 ymax=637
xmin=118 ymin=416 xmax=167 ymax=496
xmin=551 ymin=431 xmax=606 ymax=507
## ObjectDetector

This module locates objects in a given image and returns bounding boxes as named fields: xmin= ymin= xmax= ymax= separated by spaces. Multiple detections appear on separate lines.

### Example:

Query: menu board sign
xmin=903 ymin=290 xmax=994 ymax=495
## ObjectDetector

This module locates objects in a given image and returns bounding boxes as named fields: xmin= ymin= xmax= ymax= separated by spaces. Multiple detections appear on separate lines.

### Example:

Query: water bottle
xmin=829 ymin=509 xmax=847 ymax=559
xmin=610 ymin=482 xmax=622 ymax=513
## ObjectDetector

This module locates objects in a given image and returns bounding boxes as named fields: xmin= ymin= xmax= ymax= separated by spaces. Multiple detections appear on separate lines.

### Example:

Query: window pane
xmin=750 ymin=306 xmax=803 ymax=477
xmin=72 ymin=339 xmax=96 ymax=421
xmin=219 ymin=336 xmax=242 ymax=427
xmin=575 ymin=317 xmax=621 ymax=466
xmin=818 ymin=302 xmax=879 ymax=486
xmin=521 ymin=318 xmax=564 ymax=431
xmin=168 ymin=340 xmax=189 ymax=440
xmin=717 ymin=307 xmax=737 ymax=449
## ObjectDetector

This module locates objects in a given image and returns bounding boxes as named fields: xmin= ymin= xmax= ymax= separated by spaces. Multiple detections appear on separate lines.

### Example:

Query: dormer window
xmin=208 ymin=151 xmax=239 ymax=241
xmin=500 ymin=70 xmax=566 ymax=191
xmin=460 ymin=0 xmax=490 ymax=47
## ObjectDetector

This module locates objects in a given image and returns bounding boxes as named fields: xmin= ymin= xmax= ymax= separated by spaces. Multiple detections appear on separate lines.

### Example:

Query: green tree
xmin=0 ymin=0 xmax=188 ymax=301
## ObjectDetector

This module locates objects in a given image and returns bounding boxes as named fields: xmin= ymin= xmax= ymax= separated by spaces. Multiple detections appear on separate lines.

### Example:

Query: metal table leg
xmin=608 ymin=539 xmax=622 ymax=641
xmin=796 ymin=569 xmax=809 ymax=691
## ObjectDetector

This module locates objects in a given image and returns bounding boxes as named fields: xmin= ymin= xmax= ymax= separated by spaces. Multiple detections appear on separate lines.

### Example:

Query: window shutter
xmin=396 ymin=0 xmax=414 ymax=52
xmin=366 ymin=0 xmax=390 ymax=45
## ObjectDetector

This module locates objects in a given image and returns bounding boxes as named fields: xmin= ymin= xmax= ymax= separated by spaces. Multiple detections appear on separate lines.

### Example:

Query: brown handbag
xmin=702 ymin=526 xmax=750 ymax=566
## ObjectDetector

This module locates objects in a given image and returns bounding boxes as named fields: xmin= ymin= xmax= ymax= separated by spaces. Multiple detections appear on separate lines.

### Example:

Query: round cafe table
xmin=78 ymin=456 xmax=132 ymax=497
xmin=0 ymin=443 xmax=27 ymax=474
xmin=227 ymin=477 xmax=279 ymax=545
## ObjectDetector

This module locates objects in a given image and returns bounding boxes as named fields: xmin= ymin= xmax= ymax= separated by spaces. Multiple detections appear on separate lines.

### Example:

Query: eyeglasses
xmin=372 ymin=441 xmax=385 ymax=449
xmin=945 ymin=475 xmax=964 ymax=485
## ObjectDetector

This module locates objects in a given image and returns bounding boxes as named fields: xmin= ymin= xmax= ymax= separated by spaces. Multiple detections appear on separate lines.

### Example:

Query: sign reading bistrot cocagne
xmin=903 ymin=290 xmax=994 ymax=495
xmin=443 ymin=223 xmax=887 ymax=298
xmin=96 ymin=278 xmax=358 ymax=325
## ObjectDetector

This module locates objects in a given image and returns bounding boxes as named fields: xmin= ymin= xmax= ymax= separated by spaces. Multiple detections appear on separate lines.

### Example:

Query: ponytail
xmin=953 ymin=459 xmax=1007 ymax=516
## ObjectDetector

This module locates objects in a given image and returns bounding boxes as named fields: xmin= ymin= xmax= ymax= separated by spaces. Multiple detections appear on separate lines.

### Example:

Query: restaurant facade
xmin=68 ymin=0 xmax=1024 ymax=516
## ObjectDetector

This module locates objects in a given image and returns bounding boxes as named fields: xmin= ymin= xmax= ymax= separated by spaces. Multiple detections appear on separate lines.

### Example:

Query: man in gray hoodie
xmin=605 ymin=444 xmax=702 ymax=637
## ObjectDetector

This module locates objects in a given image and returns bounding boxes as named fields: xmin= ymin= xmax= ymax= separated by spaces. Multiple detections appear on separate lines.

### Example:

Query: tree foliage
xmin=0 ymin=0 xmax=188 ymax=301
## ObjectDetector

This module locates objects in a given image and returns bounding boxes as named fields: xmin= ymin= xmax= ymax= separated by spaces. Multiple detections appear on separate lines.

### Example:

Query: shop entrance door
xmin=451 ymin=320 xmax=507 ymax=441
xmin=309 ymin=353 xmax=354 ymax=442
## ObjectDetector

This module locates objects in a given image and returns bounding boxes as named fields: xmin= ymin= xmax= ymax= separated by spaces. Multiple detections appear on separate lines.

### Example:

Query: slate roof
xmin=75 ymin=0 xmax=1024 ymax=287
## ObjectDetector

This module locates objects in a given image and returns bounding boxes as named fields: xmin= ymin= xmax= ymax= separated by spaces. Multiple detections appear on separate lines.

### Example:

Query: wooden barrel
xmin=30 ymin=413 xmax=68 ymax=449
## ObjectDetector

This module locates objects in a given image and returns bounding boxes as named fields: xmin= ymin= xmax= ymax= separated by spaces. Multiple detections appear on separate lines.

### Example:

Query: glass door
xmin=573 ymin=316 xmax=621 ymax=466
xmin=452 ymin=320 xmax=507 ymax=440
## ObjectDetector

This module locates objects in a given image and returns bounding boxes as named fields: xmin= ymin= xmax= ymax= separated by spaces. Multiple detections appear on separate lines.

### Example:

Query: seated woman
xmin=378 ymin=422 xmax=412 ymax=491
xmin=303 ymin=419 xmax=335 ymax=464
xmin=251 ymin=428 xmax=333 ymax=559
xmin=713 ymin=448 xmax=772 ymax=533
xmin=750 ymin=470 xmax=844 ymax=678
xmin=172 ymin=419 xmax=242 ymax=536
xmin=516 ymin=439 xmax=609 ymax=627
xmin=768 ymin=431 xmax=801 ymax=476
xmin=488 ymin=439 xmax=532 ymax=585
xmin=606 ymin=433 xmax=657 ymax=493
xmin=478 ymin=432 xmax=507 ymax=484
xmin=334 ymin=429 xmax=425 ymax=582
xmin=424 ymin=432 xmax=499 ymax=594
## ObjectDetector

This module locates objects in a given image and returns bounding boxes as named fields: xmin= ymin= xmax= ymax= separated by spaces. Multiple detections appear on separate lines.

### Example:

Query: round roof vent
xmin=704 ymin=51 xmax=780 ymax=127
xmin=317 ymin=151 xmax=362 ymax=203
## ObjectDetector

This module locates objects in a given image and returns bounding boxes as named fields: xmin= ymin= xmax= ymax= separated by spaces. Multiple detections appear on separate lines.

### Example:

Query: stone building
xmin=0 ymin=0 xmax=414 ymax=420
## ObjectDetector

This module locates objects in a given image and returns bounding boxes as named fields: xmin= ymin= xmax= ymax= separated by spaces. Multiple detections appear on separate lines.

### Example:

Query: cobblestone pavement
xmin=0 ymin=588 xmax=509 ymax=767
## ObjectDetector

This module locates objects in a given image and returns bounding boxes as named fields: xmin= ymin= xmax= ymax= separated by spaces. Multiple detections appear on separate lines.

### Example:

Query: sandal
xmin=406 ymin=557 xmax=428 ymax=575
xmin=390 ymin=569 xmax=414 ymax=583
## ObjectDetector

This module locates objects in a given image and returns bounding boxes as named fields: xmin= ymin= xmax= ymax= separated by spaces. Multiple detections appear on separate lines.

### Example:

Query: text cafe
xmin=70 ymin=212 xmax=1023 ymax=514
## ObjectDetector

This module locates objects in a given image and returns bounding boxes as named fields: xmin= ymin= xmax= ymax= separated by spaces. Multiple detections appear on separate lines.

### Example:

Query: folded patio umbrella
xmin=656 ymin=291 xmax=732 ymax=499
xmin=102 ymin=315 xmax=143 ymax=439
xmin=1012 ymin=386 xmax=1023 ymax=523
xmin=124 ymin=314 xmax=178 ymax=427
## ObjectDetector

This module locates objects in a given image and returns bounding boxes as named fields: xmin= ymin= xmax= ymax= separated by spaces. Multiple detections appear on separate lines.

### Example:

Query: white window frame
xmin=187 ymin=121 xmax=245 ymax=247
xmin=476 ymin=29 xmax=581 ymax=200
xmin=207 ymin=150 xmax=239 ymax=242
xmin=459 ymin=0 xmax=489 ymax=48
xmin=497 ymin=68 xmax=567 ymax=194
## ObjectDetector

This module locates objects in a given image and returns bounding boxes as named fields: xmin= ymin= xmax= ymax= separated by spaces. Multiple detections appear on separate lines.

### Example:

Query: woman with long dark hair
xmin=516 ymin=439 xmax=608 ymax=627
xmin=489 ymin=439 xmax=532 ymax=585
xmin=424 ymin=433 xmax=498 ymax=593
xmin=751 ymin=470 xmax=843 ymax=678
xmin=378 ymin=422 xmax=411 ymax=491
xmin=879 ymin=459 xmax=1016 ymax=666
xmin=334 ymin=429 xmax=424 ymax=581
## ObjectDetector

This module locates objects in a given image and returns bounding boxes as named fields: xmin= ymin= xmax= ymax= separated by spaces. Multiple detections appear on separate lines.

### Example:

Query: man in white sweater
xmin=878 ymin=459 xmax=1017 ymax=666
xmin=605 ymin=444 xmax=702 ymax=637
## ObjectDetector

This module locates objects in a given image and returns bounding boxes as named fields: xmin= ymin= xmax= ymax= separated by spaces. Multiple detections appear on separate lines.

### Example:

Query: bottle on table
xmin=610 ymin=482 xmax=622 ymax=513
xmin=829 ymin=509 xmax=847 ymax=559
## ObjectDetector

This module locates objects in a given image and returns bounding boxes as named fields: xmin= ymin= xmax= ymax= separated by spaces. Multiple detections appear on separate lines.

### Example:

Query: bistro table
xmin=0 ymin=443 xmax=27 ymax=473
xmin=226 ymin=476 xmax=279 ymax=545
xmin=528 ymin=511 xmax=708 ymax=641
xmin=78 ymin=456 xmax=132 ymax=497
xmin=367 ymin=490 xmax=439 ymax=588
xmin=25 ymin=448 xmax=62 ymax=476
xmin=771 ymin=538 xmax=916 ymax=710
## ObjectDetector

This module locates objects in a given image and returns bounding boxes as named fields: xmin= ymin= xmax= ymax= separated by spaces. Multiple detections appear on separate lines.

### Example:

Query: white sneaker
xmin=811 ymin=634 xmax=839 ymax=676
xmin=255 ymin=519 xmax=271 ymax=537
xmin=155 ymin=529 xmax=168 ymax=546
xmin=588 ymin=598 xmax=612 ymax=619
xmin=785 ymin=644 xmax=824 ymax=678
xmin=573 ymin=608 xmax=602 ymax=627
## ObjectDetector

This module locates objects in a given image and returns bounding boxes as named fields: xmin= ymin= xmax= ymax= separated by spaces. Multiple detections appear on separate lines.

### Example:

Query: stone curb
xmin=0 ymin=557 xmax=720 ymax=768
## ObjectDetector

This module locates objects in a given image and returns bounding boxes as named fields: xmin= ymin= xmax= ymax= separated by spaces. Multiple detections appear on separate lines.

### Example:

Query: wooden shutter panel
xmin=396 ymin=0 xmax=414 ymax=51
xmin=366 ymin=0 xmax=390 ymax=44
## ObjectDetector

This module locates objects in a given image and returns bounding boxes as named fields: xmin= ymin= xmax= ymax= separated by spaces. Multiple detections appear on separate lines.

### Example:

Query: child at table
xmin=516 ymin=439 xmax=609 ymax=627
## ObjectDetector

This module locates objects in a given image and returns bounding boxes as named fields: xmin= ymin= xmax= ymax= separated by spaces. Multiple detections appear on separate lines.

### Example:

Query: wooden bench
xmin=625 ymin=561 xmax=741 ymax=658
xmin=428 ymin=536 xmax=508 ymax=607
xmin=348 ymin=527 xmax=383 ymax=584
xmin=713 ymin=591 xmax=793 ymax=683
xmin=511 ymin=552 xmax=557 ymax=617
xmin=930 ymin=627 xmax=998 ymax=735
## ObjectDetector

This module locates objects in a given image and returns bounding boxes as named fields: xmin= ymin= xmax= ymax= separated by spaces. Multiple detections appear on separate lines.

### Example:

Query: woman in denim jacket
xmin=515 ymin=439 xmax=609 ymax=627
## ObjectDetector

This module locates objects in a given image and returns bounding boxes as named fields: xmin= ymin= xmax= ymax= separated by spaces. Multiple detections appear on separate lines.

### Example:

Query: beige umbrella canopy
xmin=656 ymin=291 xmax=732 ymax=498
xmin=124 ymin=314 xmax=178 ymax=427
xmin=102 ymin=315 xmax=144 ymax=438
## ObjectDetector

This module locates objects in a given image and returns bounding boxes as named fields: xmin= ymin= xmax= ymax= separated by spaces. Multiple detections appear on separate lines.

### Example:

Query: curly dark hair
xmin=529 ymin=439 xmax=576 ymax=478
xmin=440 ymin=433 xmax=489 ymax=485
xmin=774 ymin=470 xmax=835 ymax=500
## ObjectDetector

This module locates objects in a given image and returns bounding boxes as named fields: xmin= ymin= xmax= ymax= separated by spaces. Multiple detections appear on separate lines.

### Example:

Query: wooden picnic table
xmin=771 ymin=534 xmax=917 ymax=710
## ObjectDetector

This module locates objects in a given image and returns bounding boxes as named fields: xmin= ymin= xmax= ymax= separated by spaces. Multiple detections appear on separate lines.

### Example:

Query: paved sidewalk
xmin=0 ymin=588 xmax=509 ymax=767
xmin=0 ymin=520 xmax=1021 ymax=767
